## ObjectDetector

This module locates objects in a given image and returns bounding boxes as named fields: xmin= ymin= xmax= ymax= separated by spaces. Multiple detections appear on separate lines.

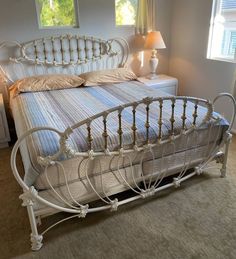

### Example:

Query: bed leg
xmin=220 ymin=132 xmax=232 ymax=178
xmin=27 ymin=205 xmax=43 ymax=251
xmin=20 ymin=188 xmax=43 ymax=251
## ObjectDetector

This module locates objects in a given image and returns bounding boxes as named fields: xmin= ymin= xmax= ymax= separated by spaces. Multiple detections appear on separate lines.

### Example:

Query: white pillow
xmin=79 ymin=68 xmax=137 ymax=86
xmin=10 ymin=74 xmax=85 ymax=93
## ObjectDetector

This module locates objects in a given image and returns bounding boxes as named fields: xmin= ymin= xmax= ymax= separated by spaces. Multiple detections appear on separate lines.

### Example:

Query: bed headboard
xmin=0 ymin=34 xmax=129 ymax=98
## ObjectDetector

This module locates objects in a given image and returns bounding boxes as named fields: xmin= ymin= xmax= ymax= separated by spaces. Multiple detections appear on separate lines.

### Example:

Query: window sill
xmin=39 ymin=25 xmax=80 ymax=30
xmin=207 ymin=57 xmax=236 ymax=64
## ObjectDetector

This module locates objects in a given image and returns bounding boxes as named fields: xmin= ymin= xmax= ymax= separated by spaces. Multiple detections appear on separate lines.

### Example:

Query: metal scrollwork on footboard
xmin=10 ymin=94 xmax=236 ymax=250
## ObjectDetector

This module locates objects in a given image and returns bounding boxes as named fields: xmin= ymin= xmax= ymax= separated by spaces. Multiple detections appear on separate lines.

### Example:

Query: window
xmin=208 ymin=0 xmax=236 ymax=62
xmin=115 ymin=0 xmax=138 ymax=26
xmin=35 ymin=0 xmax=79 ymax=28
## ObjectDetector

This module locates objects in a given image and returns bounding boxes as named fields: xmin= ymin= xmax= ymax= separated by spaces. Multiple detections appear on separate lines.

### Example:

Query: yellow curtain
xmin=135 ymin=0 xmax=155 ymax=35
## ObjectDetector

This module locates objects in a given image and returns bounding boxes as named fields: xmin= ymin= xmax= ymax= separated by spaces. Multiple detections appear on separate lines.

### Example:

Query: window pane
xmin=115 ymin=0 xmax=137 ymax=26
xmin=36 ymin=0 xmax=77 ymax=27
xmin=208 ymin=0 xmax=236 ymax=61
xmin=221 ymin=30 xmax=236 ymax=57
xmin=221 ymin=0 xmax=236 ymax=10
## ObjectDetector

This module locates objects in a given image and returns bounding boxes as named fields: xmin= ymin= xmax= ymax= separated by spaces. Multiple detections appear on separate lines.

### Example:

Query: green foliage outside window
xmin=37 ymin=0 xmax=77 ymax=27
xmin=115 ymin=0 xmax=137 ymax=26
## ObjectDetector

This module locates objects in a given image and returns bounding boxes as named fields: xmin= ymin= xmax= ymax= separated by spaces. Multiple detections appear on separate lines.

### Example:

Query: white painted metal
xmin=10 ymin=93 xmax=236 ymax=250
xmin=0 ymin=34 xmax=129 ymax=100
xmin=2 ymin=34 xmax=236 ymax=251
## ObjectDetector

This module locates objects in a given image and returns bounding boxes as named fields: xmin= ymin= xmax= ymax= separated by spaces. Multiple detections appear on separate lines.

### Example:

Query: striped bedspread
xmin=11 ymin=80 xmax=227 ymax=172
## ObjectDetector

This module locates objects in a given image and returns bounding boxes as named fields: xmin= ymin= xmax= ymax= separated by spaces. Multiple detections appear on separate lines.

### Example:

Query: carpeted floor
xmin=0 ymin=137 xmax=236 ymax=259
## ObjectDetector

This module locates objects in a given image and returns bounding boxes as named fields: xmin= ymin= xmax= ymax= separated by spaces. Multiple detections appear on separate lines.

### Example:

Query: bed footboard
xmin=11 ymin=94 xmax=235 ymax=250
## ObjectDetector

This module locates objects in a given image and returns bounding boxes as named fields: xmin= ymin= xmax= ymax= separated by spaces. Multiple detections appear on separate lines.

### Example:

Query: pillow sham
xmin=10 ymin=74 xmax=85 ymax=93
xmin=79 ymin=68 xmax=137 ymax=86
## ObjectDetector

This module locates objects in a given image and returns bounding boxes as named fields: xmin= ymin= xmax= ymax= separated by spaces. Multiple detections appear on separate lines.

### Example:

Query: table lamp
xmin=144 ymin=31 xmax=166 ymax=79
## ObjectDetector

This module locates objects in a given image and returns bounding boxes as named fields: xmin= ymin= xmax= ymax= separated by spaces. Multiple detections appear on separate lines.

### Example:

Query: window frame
xmin=115 ymin=0 xmax=137 ymax=27
xmin=35 ymin=0 xmax=80 ymax=29
xmin=207 ymin=0 xmax=236 ymax=63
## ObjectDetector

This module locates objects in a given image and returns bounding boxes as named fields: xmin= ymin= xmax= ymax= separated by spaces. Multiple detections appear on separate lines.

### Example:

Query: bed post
xmin=213 ymin=93 xmax=236 ymax=178
xmin=220 ymin=132 xmax=232 ymax=178
xmin=20 ymin=188 xmax=43 ymax=250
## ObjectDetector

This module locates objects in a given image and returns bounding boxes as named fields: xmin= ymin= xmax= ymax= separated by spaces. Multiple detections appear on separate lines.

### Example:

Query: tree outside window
xmin=115 ymin=0 xmax=138 ymax=26
xmin=35 ymin=0 xmax=79 ymax=28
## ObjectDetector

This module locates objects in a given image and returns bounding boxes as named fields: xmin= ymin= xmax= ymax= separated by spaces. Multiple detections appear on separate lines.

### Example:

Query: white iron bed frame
xmin=0 ymin=34 xmax=235 ymax=251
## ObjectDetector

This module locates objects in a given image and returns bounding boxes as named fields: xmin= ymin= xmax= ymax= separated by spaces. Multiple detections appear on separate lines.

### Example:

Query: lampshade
xmin=144 ymin=31 xmax=166 ymax=49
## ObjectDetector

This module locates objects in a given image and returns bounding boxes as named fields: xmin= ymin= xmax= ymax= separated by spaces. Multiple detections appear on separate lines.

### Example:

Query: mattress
xmin=34 ymin=143 xmax=217 ymax=214
xmin=10 ymin=80 xmax=228 ymax=190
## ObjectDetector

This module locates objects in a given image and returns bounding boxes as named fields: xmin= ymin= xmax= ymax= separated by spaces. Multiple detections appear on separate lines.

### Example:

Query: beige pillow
xmin=10 ymin=74 xmax=85 ymax=93
xmin=80 ymin=68 xmax=137 ymax=86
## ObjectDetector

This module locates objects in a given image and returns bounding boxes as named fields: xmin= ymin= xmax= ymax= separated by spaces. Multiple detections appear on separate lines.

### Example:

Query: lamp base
xmin=147 ymin=49 xmax=159 ymax=80
xmin=146 ymin=73 xmax=159 ymax=80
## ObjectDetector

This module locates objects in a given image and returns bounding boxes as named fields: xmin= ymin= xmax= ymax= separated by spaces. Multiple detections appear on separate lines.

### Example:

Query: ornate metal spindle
xmin=51 ymin=37 xmax=56 ymax=64
xmin=170 ymin=98 xmax=176 ymax=136
xmin=87 ymin=123 xmax=93 ymax=151
xmin=60 ymin=36 xmax=64 ymax=64
xmin=43 ymin=39 xmax=47 ymax=63
xmin=193 ymin=100 xmax=199 ymax=126
xmin=181 ymin=99 xmax=187 ymax=131
xmin=68 ymin=36 xmax=72 ymax=63
xmin=84 ymin=37 xmax=88 ymax=60
xmin=102 ymin=115 xmax=109 ymax=150
xmin=145 ymin=103 xmax=150 ymax=144
xmin=99 ymin=40 xmax=102 ymax=56
xmin=158 ymin=99 xmax=163 ymax=140
xmin=34 ymin=41 xmax=38 ymax=61
xmin=117 ymin=109 xmax=123 ymax=148
xmin=132 ymin=105 xmax=137 ymax=147
xmin=76 ymin=36 xmax=81 ymax=64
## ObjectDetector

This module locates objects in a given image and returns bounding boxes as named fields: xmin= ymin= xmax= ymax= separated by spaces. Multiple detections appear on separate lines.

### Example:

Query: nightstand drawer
xmin=0 ymin=113 xmax=6 ymax=140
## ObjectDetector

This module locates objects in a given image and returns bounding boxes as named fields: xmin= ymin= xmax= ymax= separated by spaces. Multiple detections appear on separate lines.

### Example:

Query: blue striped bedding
xmin=11 ymin=80 xmax=228 ymax=177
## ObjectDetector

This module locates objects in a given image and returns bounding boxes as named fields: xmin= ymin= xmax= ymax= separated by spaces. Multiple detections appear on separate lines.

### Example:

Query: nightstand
xmin=138 ymin=74 xmax=178 ymax=95
xmin=0 ymin=94 xmax=10 ymax=148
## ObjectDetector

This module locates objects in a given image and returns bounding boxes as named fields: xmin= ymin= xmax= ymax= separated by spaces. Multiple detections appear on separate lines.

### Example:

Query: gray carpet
xmin=0 ymin=137 xmax=236 ymax=259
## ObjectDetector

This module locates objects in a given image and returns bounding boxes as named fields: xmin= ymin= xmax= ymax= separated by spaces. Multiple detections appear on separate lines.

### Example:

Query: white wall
xmin=0 ymin=0 xmax=172 ymax=76
xmin=169 ymin=0 xmax=236 ymax=131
